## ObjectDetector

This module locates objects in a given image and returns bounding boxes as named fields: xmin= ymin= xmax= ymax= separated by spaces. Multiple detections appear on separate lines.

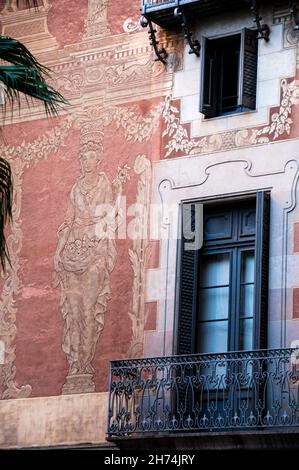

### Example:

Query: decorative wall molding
xmin=162 ymin=79 xmax=299 ymax=158
xmin=105 ymin=59 xmax=159 ymax=86
xmin=0 ymin=162 xmax=32 ymax=399
xmin=128 ymin=155 xmax=151 ymax=358
xmin=1 ymin=0 xmax=49 ymax=15
xmin=52 ymin=133 xmax=129 ymax=394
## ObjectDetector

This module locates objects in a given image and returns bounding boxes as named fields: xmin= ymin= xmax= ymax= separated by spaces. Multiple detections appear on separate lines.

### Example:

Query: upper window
xmin=200 ymin=29 xmax=258 ymax=118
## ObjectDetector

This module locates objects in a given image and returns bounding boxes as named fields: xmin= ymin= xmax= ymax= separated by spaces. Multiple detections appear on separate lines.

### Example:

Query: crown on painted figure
xmin=80 ymin=130 xmax=104 ymax=154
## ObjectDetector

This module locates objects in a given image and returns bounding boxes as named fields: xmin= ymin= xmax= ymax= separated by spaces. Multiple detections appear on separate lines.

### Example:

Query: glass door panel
xmin=239 ymin=249 xmax=255 ymax=351
xmin=197 ymin=252 xmax=230 ymax=354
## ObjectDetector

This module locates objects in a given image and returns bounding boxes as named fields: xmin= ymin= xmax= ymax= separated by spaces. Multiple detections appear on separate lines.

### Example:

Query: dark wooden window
xmin=176 ymin=193 xmax=270 ymax=355
xmin=200 ymin=29 xmax=258 ymax=118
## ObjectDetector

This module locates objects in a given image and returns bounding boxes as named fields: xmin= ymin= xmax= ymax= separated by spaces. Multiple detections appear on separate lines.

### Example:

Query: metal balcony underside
xmin=108 ymin=348 xmax=299 ymax=438
xmin=140 ymin=0 xmax=273 ymax=28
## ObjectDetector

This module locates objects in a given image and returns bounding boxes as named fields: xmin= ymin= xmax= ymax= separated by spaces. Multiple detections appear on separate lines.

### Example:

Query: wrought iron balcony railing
xmin=139 ymin=1 xmax=279 ymax=62
xmin=108 ymin=348 xmax=299 ymax=437
xmin=140 ymin=0 xmax=274 ymax=27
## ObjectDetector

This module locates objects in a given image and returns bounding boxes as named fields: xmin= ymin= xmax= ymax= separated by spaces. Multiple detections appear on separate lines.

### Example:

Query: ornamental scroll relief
xmin=2 ymin=0 xmax=18 ymax=13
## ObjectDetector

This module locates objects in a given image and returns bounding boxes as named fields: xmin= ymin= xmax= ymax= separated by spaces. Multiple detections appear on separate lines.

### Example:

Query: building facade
xmin=0 ymin=0 xmax=299 ymax=450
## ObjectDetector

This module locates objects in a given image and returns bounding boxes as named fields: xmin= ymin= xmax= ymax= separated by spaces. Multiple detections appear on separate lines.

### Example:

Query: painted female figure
xmin=53 ymin=135 xmax=117 ymax=393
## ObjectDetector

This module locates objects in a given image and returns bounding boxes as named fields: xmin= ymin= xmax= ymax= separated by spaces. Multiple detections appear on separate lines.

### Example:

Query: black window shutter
xmin=239 ymin=28 xmax=258 ymax=110
xmin=253 ymin=191 xmax=270 ymax=349
xmin=200 ymin=37 xmax=217 ymax=118
xmin=177 ymin=203 xmax=199 ymax=355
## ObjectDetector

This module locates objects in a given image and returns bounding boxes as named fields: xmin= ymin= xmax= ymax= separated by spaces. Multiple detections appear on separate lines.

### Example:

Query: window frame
xmin=175 ymin=192 xmax=270 ymax=356
xmin=200 ymin=28 xmax=259 ymax=119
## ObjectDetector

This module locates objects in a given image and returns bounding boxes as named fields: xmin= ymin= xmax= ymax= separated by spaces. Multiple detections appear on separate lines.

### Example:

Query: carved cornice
xmin=1 ymin=29 xmax=182 ymax=124
xmin=0 ymin=0 xmax=58 ymax=52
xmin=273 ymin=4 xmax=293 ymax=25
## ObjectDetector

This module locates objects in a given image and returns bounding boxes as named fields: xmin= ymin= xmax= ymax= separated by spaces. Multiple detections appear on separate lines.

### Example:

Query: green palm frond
xmin=0 ymin=37 xmax=49 ymax=74
xmin=0 ymin=157 xmax=12 ymax=271
xmin=0 ymin=64 xmax=67 ymax=116
xmin=0 ymin=37 xmax=68 ymax=116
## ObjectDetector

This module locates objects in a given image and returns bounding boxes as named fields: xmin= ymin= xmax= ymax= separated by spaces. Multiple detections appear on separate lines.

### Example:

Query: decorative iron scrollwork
xmin=108 ymin=348 xmax=299 ymax=437
xmin=250 ymin=0 xmax=270 ymax=41
xmin=289 ymin=1 xmax=299 ymax=30
xmin=174 ymin=7 xmax=200 ymax=56
xmin=140 ymin=15 xmax=168 ymax=64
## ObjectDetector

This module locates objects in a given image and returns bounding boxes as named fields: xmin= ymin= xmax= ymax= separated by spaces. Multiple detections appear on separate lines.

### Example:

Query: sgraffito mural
xmin=0 ymin=0 xmax=299 ymax=402
xmin=0 ymin=98 xmax=164 ymax=397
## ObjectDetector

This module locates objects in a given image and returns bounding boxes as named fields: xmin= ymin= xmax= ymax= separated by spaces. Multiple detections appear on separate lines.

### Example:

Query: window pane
xmin=240 ymin=208 xmax=256 ymax=236
xmin=204 ymin=211 xmax=232 ymax=241
xmin=197 ymin=320 xmax=228 ymax=353
xmin=220 ymin=36 xmax=240 ymax=113
xmin=240 ymin=285 xmax=254 ymax=318
xmin=199 ymin=253 xmax=230 ymax=287
xmin=239 ymin=318 xmax=253 ymax=351
xmin=241 ymin=250 xmax=255 ymax=283
xmin=198 ymin=287 xmax=229 ymax=321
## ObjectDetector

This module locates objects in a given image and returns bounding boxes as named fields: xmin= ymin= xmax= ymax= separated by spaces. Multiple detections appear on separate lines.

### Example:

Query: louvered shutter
xmin=176 ymin=203 xmax=199 ymax=355
xmin=253 ymin=191 xmax=270 ymax=349
xmin=239 ymin=28 xmax=258 ymax=110
xmin=200 ymin=37 xmax=218 ymax=118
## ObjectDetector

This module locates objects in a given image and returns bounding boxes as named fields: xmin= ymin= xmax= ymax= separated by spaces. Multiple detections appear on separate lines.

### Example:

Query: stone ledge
xmin=108 ymin=428 xmax=299 ymax=450
xmin=0 ymin=392 xmax=108 ymax=449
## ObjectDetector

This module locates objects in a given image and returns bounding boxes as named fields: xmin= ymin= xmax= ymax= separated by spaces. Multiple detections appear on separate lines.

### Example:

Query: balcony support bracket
xmin=140 ymin=15 xmax=168 ymax=64
xmin=250 ymin=0 xmax=270 ymax=41
xmin=174 ymin=7 xmax=200 ymax=56
xmin=289 ymin=1 xmax=299 ymax=31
